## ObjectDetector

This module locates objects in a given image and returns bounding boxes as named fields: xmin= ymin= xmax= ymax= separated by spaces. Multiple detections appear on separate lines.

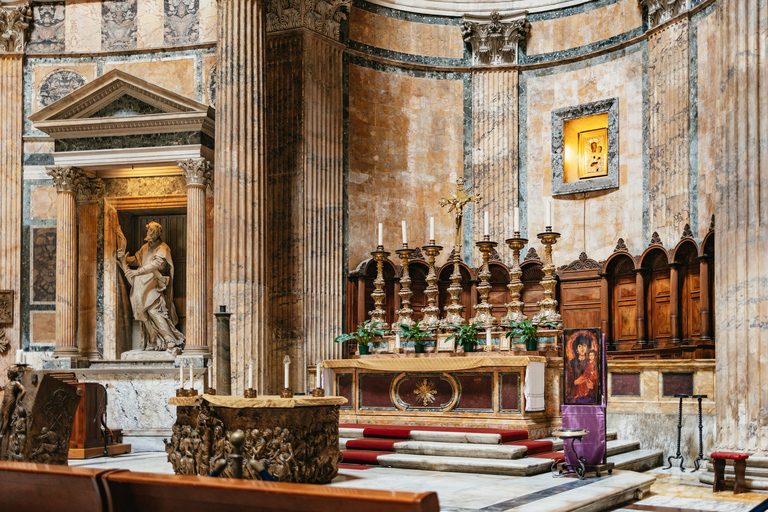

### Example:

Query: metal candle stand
xmin=664 ymin=393 xmax=689 ymax=471
xmin=692 ymin=394 xmax=709 ymax=471
xmin=243 ymin=388 xmax=258 ymax=398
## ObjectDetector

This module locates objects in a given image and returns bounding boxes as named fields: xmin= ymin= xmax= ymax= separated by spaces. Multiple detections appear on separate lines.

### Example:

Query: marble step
xmin=606 ymin=439 xmax=641 ymax=457
xmin=533 ymin=434 xmax=628 ymax=453
xmin=608 ymin=449 xmax=664 ymax=472
xmin=339 ymin=427 xmax=618 ymax=446
xmin=377 ymin=453 xmax=554 ymax=476
xmin=339 ymin=439 xmax=529 ymax=459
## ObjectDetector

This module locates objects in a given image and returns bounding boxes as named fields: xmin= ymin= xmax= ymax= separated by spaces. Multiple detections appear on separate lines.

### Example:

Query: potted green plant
xmin=446 ymin=323 xmax=483 ymax=353
xmin=334 ymin=320 xmax=386 ymax=355
xmin=399 ymin=319 xmax=436 ymax=353
xmin=505 ymin=319 xmax=559 ymax=351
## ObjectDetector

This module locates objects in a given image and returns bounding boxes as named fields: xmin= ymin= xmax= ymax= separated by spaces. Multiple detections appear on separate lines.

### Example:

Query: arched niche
xmin=638 ymin=247 xmax=671 ymax=348
xmin=520 ymin=260 xmax=545 ymax=321
xmin=602 ymin=253 xmax=637 ymax=351
xmin=488 ymin=262 xmax=511 ymax=325
xmin=672 ymin=239 xmax=701 ymax=344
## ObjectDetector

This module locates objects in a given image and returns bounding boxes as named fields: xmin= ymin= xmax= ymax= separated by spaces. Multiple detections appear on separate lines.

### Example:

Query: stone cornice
xmin=266 ymin=0 xmax=350 ymax=41
xmin=179 ymin=158 xmax=213 ymax=189
xmin=33 ymin=112 xmax=216 ymax=139
xmin=461 ymin=11 xmax=530 ymax=66
xmin=0 ymin=3 xmax=31 ymax=53
xmin=639 ymin=0 xmax=686 ymax=29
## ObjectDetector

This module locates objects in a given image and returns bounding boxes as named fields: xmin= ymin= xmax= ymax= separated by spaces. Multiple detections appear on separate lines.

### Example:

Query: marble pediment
xmin=29 ymin=69 xmax=215 ymax=178
xmin=29 ymin=69 xmax=215 ymax=139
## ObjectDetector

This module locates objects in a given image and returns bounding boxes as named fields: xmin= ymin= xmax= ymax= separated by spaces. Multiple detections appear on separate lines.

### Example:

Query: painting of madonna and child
xmin=564 ymin=328 xmax=603 ymax=405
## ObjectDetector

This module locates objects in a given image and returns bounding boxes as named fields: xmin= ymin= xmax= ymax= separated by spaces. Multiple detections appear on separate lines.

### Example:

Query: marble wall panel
xmin=198 ymin=0 xmax=217 ymax=42
xmin=103 ymin=58 xmax=196 ymax=98
xmin=137 ymin=0 xmax=165 ymax=48
xmin=347 ymin=64 xmax=464 ymax=268
xmin=32 ymin=64 xmax=97 ymax=112
xmin=694 ymin=10 xmax=716 ymax=237
xmin=647 ymin=20 xmax=690 ymax=245
xmin=164 ymin=0 xmax=199 ymax=46
xmin=201 ymin=53 xmax=216 ymax=106
xmin=349 ymin=7 xmax=463 ymax=59
xmin=27 ymin=3 xmax=66 ymax=53
xmin=523 ymin=48 xmax=644 ymax=263
xmin=65 ymin=0 xmax=102 ymax=53
xmin=30 ymin=310 xmax=56 ymax=346
xmin=31 ymin=227 xmax=56 ymax=304
xmin=30 ymin=185 xmax=57 ymax=220
xmin=527 ymin=0 xmax=642 ymax=56
xmin=102 ymin=0 xmax=138 ymax=51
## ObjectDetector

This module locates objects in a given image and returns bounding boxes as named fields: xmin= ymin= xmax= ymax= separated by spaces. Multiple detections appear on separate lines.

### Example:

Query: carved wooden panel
xmin=521 ymin=264 xmax=544 ymax=320
xmin=613 ymin=276 xmax=637 ymax=350
xmin=682 ymin=266 xmax=701 ymax=342
xmin=560 ymin=280 xmax=601 ymax=330
xmin=649 ymin=272 xmax=671 ymax=346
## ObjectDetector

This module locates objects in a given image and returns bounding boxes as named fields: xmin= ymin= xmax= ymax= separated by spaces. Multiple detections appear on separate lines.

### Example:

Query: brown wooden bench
xmin=103 ymin=471 xmax=439 ymax=512
xmin=0 ymin=461 xmax=117 ymax=512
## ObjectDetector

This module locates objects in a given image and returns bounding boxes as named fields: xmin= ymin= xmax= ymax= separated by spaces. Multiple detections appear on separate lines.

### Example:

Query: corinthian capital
xmin=180 ymin=158 xmax=213 ymax=189
xmin=462 ymin=12 xmax=530 ymax=66
xmin=46 ymin=166 xmax=86 ymax=193
xmin=266 ymin=0 xmax=350 ymax=41
xmin=0 ymin=3 xmax=32 ymax=53
xmin=638 ymin=0 xmax=686 ymax=29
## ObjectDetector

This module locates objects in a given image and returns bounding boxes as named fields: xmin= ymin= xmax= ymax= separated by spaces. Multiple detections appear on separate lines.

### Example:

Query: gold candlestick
xmin=501 ymin=233 xmax=528 ymax=325
xmin=440 ymin=245 xmax=466 ymax=329
xmin=421 ymin=242 xmax=443 ymax=328
xmin=470 ymin=235 xmax=498 ymax=327
xmin=369 ymin=246 xmax=390 ymax=326
xmin=244 ymin=388 xmax=258 ymax=398
xmin=533 ymin=228 xmax=563 ymax=326
xmin=392 ymin=244 xmax=416 ymax=331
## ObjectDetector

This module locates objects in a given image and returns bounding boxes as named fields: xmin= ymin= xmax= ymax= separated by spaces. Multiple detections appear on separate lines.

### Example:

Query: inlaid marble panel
xmin=102 ymin=0 xmax=138 ymax=51
xmin=164 ymin=0 xmax=199 ymax=45
xmin=32 ymin=64 xmax=97 ymax=111
xmin=27 ymin=3 xmax=66 ymax=53
xmin=137 ymin=0 xmax=164 ymax=48
xmin=103 ymin=58 xmax=196 ymax=98
xmin=198 ymin=0 xmax=217 ymax=42
xmin=30 ymin=185 xmax=57 ymax=220
xmin=65 ymin=0 xmax=102 ymax=52
xmin=31 ymin=227 xmax=56 ymax=304
xmin=30 ymin=311 xmax=56 ymax=346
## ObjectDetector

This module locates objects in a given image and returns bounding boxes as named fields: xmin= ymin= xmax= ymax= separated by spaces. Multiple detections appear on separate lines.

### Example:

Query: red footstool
xmin=711 ymin=452 xmax=749 ymax=494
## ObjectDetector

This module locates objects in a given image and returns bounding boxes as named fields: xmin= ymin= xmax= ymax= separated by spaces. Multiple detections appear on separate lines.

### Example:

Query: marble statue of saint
xmin=117 ymin=222 xmax=185 ymax=355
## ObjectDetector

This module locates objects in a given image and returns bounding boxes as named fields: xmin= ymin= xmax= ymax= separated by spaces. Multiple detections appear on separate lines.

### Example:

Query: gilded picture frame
xmin=578 ymin=128 xmax=608 ymax=179
xmin=0 ymin=290 xmax=14 ymax=324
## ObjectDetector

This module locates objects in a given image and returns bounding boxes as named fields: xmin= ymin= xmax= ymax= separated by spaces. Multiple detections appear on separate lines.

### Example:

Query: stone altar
xmin=166 ymin=394 xmax=347 ymax=483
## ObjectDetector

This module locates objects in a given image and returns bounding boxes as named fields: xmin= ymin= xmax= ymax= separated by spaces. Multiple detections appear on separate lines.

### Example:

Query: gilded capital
xmin=0 ymin=3 xmax=32 ymax=53
xmin=638 ymin=0 xmax=686 ymax=29
xmin=46 ymin=166 xmax=86 ymax=193
xmin=266 ymin=0 xmax=350 ymax=41
xmin=461 ymin=12 xmax=530 ymax=66
xmin=180 ymin=158 xmax=213 ymax=188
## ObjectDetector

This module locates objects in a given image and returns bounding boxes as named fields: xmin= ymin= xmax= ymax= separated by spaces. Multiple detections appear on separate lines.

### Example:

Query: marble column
xmin=0 ymin=3 xmax=30 ymax=372
xmin=714 ymin=0 xmax=768 ymax=457
xmin=669 ymin=262 xmax=681 ymax=346
xmin=471 ymin=70 xmax=519 ymax=243
xmin=180 ymin=158 xmax=213 ymax=357
xmin=47 ymin=166 xmax=85 ymax=358
xmin=647 ymin=19 xmax=691 ymax=244
xmin=214 ymin=0 xmax=269 ymax=393
xmin=265 ymin=0 xmax=347 ymax=393
xmin=77 ymin=178 xmax=104 ymax=361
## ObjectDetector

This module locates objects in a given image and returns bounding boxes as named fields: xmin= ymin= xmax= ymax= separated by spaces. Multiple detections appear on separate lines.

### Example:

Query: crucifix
xmin=439 ymin=176 xmax=481 ymax=249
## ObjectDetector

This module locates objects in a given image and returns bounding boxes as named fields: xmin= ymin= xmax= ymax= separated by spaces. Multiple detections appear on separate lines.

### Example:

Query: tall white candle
xmin=378 ymin=223 xmax=383 ymax=246
xmin=402 ymin=221 xmax=407 ymax=244
xmin=316 ymin=362 xmax=322 ymax=389
xmin=16 ymin=349 xmax=22 ymax=365
xmin=395 ymin=333 xmax=401 ymax=351
xmin=486 ymin=328 xmax=491 ymax=345
xmin=208 ymin=364 xmax=212 ymax=387
xmin=484 ymin=211 xmax=489 ymax=235
xmin=189 ymin=363 xmax=194 ymax=390
xmin=283 ymin=355 xmax=290 ymax=389
xmin=514 ymin=207 xmax=520 ymax=233
xmin=320 ymin=370 xmax=324 ymax=390
xmin=248 ymin=361 xmax=253 ymax=389
xmin=429 ymin=217 xmax=435 ymax=241
xmin=546 ymin=202 xmax=552 ymax=228
xmin=179 ymin=363 xmax=184 ymax=388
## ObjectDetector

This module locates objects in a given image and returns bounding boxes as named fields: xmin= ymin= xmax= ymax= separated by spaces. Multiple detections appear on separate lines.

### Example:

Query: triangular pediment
xmin=29 ymin=69 xmax=211 ymax=122
xmin=88 ymin=94 xmax=166 ymax=118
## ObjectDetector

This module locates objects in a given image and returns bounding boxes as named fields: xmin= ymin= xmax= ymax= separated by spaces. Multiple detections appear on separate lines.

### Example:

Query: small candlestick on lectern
xmin=205 ymin=362 xmax=216 ymax=395
xmin=281 ymin=355 xmax=294 ymax=398
xmin=244 ymin=361 xmax=257 ymax=398
xmin=312 ymin=361 xmax=326 ymax=397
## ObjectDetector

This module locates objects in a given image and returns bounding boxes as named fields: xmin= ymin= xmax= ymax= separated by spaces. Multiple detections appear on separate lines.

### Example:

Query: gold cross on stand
xmin=439 ymin=176 xmax=481 ymax=249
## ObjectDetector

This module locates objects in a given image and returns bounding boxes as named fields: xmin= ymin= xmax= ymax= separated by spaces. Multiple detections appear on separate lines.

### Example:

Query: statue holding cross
xmin=439 ymin=176 xmax=481 ymax=249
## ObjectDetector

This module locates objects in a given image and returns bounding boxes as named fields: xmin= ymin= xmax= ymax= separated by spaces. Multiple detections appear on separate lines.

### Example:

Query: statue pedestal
xmin=120 ymin=350 xmax=176 ymax=362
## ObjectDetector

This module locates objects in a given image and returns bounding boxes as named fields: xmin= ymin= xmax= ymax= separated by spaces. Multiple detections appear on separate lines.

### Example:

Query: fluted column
xmin=47 ymin=166 xmax=85 ymax=358
xmin=181 ymin=158 xmax=213 ymax=357
xmin=714 ymin=0 xmax=768 ymax=456
xmin=698 ymin=255 xmax=711 ymax=342
xmin=0 ymin=3 xmax=30 ymax=371
xmin=647 ymin=19 xmax=691 ymax=244
xmin=77 ymin=178 xmax=104 ymax=361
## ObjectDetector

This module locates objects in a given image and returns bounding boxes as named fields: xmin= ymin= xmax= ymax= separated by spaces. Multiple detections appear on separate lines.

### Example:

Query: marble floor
xmin=71 ymin=453 xmax=768 ymax=512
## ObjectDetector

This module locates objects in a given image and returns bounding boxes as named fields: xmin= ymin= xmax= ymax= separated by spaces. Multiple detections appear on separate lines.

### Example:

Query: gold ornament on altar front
xmin=413 ymin=379 xmax=437 ymax=406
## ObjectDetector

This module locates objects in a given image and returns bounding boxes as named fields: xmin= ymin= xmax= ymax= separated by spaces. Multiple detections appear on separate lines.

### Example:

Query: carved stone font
xmin=461 ymin=12 xmax=530 ymax=66
xmin=165 ymin=401 xmax=341 ymax=484
xmin=266 ymin=0 xmax=350 ymax=41
xmin=639 ymin=0 xmax=686 ymax=29
xmin=117 ymin=221 xmax=186 ymax=355
xmin=0 ymin=3 xmax=32 ymax=53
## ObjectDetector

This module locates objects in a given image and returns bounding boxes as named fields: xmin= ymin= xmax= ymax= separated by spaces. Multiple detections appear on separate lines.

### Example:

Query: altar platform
xmin=322 ymin=354 xmax=553 ymax=438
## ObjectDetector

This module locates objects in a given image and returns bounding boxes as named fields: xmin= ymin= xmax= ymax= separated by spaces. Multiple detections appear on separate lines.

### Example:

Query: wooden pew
xmin=0 ymin=461 xmax=117 ymax=512
xmin=103 ymin=471 xmax=440 ymax=512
